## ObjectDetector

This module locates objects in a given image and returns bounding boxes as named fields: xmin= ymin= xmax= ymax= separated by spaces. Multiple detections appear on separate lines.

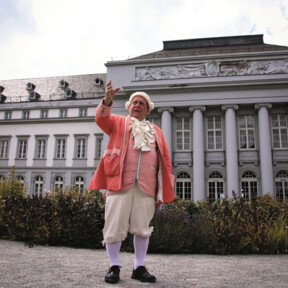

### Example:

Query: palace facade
xmin=1 ymin=34 xmax=288 ymax=201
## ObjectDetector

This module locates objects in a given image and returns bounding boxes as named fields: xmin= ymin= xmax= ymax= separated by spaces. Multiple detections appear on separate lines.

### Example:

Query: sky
xmin=0 ymin=0 xmax=288 ymax=80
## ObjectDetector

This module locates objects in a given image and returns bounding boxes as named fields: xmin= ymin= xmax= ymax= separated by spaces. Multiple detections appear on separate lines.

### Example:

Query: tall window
xmin=148 ymin=118 xmax=161 ymax=128
xmin=275 ymin=170 xmax=288 ymax=200
xmin=33 ymin=175 xmax=43 ymax=196
xmin=207 ymin=116 xmax=223 ymax=150
xmin=54 ymin=176 xmax=64 ymax=190
xmin=95 ymin=134 xmax=103 ymax=159
xmin=175 ymin=172 xmax=192 ymax=200
xmin=23 ymin=111 xmax=30 ymax=119
xmin=272 ymin=114 xmax=288 ymax=149
xmin=75 ymin=137 xmax=87 ymax=159
xmin=208 ymin=172 xmax=224 ymax=202
xmin=241 ymin=171 xmax=258 ymax=199
xmin=4 ymin=111 xmax=12 ymax=120
xmin=36 ymin=138 xmax=47 ymax=159
xmin=17 ymin=139 xmax=28 ymax=159
xmin=60 ymin=109 xmax=67 ymax=118
xmin=239 ymin=115 xmax=255 ymax=149
xmin=41 ymin=110 xmax=48 ymax=118
xmin=176 ymin=117 xmax=191 ymax=151
xmin=16 ymin=175 xmax=25 ymax=186
xmin=0 ymin=138 xmax=9 ymax=159
xmin=74 ymin=176 xmax=84 ymax=193
xmin=79 ymin=108 xmax=87 ymax=117
xmin=55 ymin=138 xmax=66 ymax=159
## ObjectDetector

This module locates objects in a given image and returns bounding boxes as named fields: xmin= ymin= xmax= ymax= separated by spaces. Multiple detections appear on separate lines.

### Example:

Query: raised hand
xmin=103 ymin=80 xmax=120 ymax=106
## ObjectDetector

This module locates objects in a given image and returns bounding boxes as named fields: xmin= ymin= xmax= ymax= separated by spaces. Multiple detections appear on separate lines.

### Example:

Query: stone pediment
xmin=135 ymin=59 xmax=288 ymax=81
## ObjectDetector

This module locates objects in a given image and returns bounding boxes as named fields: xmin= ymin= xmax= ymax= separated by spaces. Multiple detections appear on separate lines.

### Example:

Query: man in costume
xmin=89 ymin=80 xmax=174 ymax=284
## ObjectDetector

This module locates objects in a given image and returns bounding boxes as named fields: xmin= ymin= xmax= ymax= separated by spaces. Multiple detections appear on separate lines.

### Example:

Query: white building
xmin=1 ymin=34 xmax=288 ymax=201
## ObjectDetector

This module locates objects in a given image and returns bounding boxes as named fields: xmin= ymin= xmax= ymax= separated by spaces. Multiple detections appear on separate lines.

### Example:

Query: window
xmin=275 ymin=170 xmax=288 ymax=200
xmin=79 ymin=108 xmax=87 ymax=117
xmin=75 ymin=136 xmax=87 ymax=159
xmin=241 ymin=171 xmax=258 ymax=199
xmin=239 ymin=115 xmax=255 ymax=149
xmin=175 ymin=172 xmax=192 ymax=200
xmin=16 ymin=175 xmax=25 ymax=186
xmin=0 ymin=138 xmax=9 ymax=159
xmin=176 ymin=117 xmax=191 ymax=151
xmin=17 ymin=139 xmax=28 ymax=159
xmin=95 ymin=134 xmax=103 ymax=159
xmin=207 ymin=116 xmax=223 ymax=150
xmin=208 ymin=172 xmax=224 ymax=202
xmin=54 ymin=176 xmax=64 ymax=190
xmin=74 ymin=176 xmax=84 ymax=193
xmin=33 ymin=175 xmax=43 ymax=197
xmin=60 ymin=109 xmax=67 ymax=118
xmin=4 ymin=111 xmax=12 ymax=120
xmin=41 ymin=110 xmax=48 ymax=118
xmin=36 ymin=138 xmax=47 ymax=159
xmin=272 ymin=114 xmax=288 ymax=149
xmin=55 ymin=138 xmax=66 ymax=159
xmin=23 ymin=111 xmax=30 ymax=119
xmin=148 ymin=118 xmax=161 ymax=128
xmin=0 ymin=175 xmax=5 ymax=182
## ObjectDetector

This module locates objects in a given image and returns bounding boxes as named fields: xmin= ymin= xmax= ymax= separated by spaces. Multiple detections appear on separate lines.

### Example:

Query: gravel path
xmin=0 ymin=240 xmax=288 ymax=288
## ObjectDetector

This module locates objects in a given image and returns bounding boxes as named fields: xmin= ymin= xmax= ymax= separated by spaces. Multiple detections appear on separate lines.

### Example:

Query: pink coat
xmin=88 ymin=101 xmax=175 ymax=204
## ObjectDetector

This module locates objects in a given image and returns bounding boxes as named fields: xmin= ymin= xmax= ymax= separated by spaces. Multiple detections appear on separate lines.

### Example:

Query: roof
xmin=131 ymin=34 xmax=288 ymax=60
xmin=0 ymin=73 xmax=106 ymax=101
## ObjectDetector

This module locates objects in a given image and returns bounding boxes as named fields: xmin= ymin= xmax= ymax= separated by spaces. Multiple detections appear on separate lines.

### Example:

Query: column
xmin=255 ymin=104 xmax=274 ymax=196
xmin=222 ymin=105 xmax=239 ymax=198
xmin=189 ymin=106 xmax=206 ymax=202
xmin=158 ymin=107 xmax=174 ymax=159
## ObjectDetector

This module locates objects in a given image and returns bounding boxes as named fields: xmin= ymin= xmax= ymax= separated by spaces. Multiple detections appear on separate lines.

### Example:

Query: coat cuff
xmin=96 ymin=99 xmax=113 ymax=118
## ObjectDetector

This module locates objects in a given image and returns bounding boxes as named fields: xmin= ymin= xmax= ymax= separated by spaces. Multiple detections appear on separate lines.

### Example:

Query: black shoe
xmin=131 ymin=266 xmax=156 ymax=283
xmin=105 ymin=265 xmax=121 ymax=284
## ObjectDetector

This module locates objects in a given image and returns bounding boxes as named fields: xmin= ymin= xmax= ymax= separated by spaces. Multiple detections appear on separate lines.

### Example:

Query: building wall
xmin=105 ymin=45 xmax=288 ymax=201
xmin=1 ymin=38 xmax=288 ymax=201
xmin=0 ymin=96 xmax=104 ymax=195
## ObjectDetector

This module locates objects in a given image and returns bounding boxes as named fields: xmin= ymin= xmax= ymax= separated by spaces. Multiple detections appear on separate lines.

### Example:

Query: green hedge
xmin=1 ymin=172 xmax=288 ymax=254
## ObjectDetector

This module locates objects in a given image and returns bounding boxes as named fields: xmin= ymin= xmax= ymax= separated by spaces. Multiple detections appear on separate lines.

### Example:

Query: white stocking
xmin=133 ymin=234 xmax=149 ymax=269
xmin=106 ymin=241 xmax=122 ymax=267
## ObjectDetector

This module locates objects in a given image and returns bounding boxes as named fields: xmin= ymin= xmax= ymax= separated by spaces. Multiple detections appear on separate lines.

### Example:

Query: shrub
xmin=1 ymin=178 xmax=288 ymax=254
xmin=1 ymin=187 xmax=105 ymax=248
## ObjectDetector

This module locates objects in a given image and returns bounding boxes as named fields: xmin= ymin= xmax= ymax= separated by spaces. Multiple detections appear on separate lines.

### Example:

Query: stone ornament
xmin=135 ymin=59 xmax=288 ymax=81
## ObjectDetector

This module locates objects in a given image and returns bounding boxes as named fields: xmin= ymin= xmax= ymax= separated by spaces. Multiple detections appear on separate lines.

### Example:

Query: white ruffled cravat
xmin=129 ymin=117 xmax=156 ymax=151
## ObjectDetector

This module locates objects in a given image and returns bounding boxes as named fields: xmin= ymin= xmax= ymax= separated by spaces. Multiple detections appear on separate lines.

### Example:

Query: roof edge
xmin=163 ymin=34 xmax=264 ymax=50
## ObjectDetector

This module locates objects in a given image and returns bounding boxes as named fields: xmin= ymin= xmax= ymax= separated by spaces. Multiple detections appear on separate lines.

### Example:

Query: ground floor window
xmin=241 ymin=171 xmax=258 ymax=199
xmin=275 ymin=170 xmax=288 ymax=200
xmin=208 ymin=172 xmax=224 ymax=202
xmin=54 ymin=176 xmax=64 ymax=190
xmin=33 ymin=175 xmax=43 ymax=197
xmin=16 ymin=175 xmax=25 ymax=186
xmin=175 ymin=172 xmax=192 ymax=200
xmin=74 ymin=176 xmax=85 ymax=193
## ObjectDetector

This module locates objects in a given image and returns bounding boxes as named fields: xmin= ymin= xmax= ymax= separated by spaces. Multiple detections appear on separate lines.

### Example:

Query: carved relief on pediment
xmin=206 ymin=61 xmax=220 ymax=77
xmin=135 ymin=58 xmax=288 ymax=81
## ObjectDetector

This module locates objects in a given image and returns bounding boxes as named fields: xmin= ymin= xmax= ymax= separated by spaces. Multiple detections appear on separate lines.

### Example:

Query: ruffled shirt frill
xmin=129 ymin=117 xmax=156 ymax=151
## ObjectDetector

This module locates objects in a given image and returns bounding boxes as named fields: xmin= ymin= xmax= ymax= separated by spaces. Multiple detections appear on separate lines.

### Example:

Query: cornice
xmin=140 ymin=82 xmax=288 ymax=95
xmin=0 ymin=117 xmax=95 ymax=125
xmin=106 ymin=50 xmax=288 ymax=67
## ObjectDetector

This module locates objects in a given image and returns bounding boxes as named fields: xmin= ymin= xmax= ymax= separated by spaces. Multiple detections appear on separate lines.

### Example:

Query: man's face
xmin=128 ymin=96 xmax=149 ymax=121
